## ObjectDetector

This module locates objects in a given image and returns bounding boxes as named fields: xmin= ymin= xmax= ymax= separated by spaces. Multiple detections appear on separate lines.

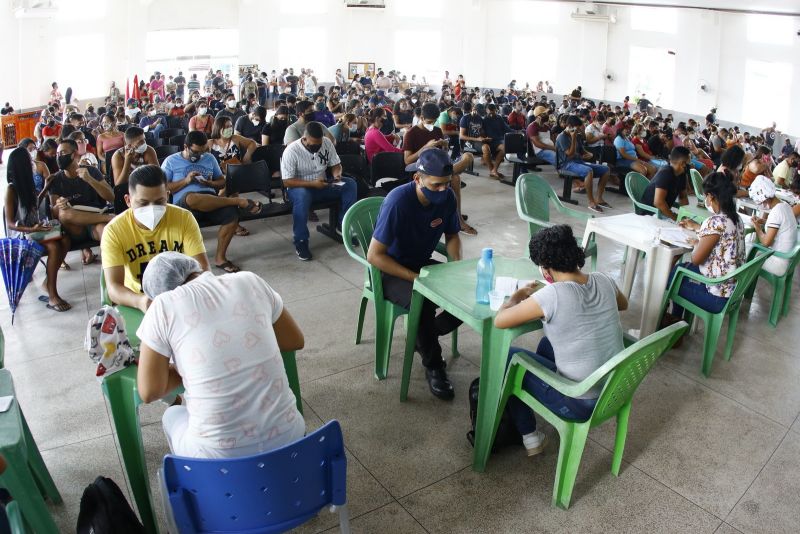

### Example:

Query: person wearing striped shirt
xmin=281 ymin=121 xmax=357 ymax=261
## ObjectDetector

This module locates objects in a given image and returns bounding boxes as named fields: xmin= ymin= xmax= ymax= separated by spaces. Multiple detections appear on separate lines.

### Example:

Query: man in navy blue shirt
xmin=482 ymin=103 xmax=512 ymax=177
xmin=368 ymin=149 xmax=463 ymax=400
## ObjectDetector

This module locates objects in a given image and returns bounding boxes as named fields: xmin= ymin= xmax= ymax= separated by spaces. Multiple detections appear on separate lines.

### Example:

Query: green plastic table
xmin=101 ymin=309 xmax=303 ymax=534
xmin=676 ymin=204 xmax=709 ymax=225
xmin=400 ymin=257 xmax=542 ymax=472
xmin=0 ymin=369 xmax=62 ymax=534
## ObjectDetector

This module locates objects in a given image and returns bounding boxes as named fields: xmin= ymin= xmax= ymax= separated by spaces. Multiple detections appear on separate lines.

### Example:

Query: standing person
xmin=108 ymin=81 xmax=121 ymax=102
xmin=136 ymin=252 xmax=305 ymax=459
xmin=174 ymin=72 xmax=186 ymax=101
xmin=280 ymin=122 xmax=357 ymax=261
xmin=187 ymin=73 xmax=201 ymax=95
xmin=366 ymin=149 xmax=463 ymax=400
xmin=495 ymin=224 xmax=627 ymax=456
xmin=49 ymin=82 xmax=62 ymax=105
xmin=4 ymin=147 xmax=71 ymax=312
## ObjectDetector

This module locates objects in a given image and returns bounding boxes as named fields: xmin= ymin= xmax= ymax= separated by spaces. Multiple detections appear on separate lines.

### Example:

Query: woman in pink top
xmin=364 ymin=107 xmax=402 ymax=163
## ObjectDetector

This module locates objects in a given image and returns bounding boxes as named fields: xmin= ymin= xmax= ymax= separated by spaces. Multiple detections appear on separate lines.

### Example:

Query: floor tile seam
xmin=393 ymin=498 xmax=434 ymax=534
xmin=38 ymin=430 xmax=114 ymax=453
xmin=722 ymin=426 xmax=792 ymax=525
xmin=297 ymin=360 xmax=374 ymax=387
xmin=659 ymin=361 xmax=793 ymax=430
xmin=3 ymin=345 xmax=90 ymax=366
xmin=282 ymin=284 xmax=360 ymax=305
xmin=396 ymin=464 xmax=473 ymax=502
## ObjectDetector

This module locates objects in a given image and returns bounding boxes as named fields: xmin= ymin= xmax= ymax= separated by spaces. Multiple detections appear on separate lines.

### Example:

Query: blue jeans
xmin=506 ymin=338 xmax=598 ymax=435
xmin=562 ymin=160 xmax=609 ymax=178
xmin=150 ymin=122 xmax=164 ymax=138
xmin=535 ymin=149 xmax=556 ymax=165
xmin=668 ymin=262 xmax=728 ymax=317
xmin=285 ymin=177 xmax=357 ymax=244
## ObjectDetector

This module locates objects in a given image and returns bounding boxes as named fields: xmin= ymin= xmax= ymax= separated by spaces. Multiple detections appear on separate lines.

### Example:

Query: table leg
xmin=621 ymin=246 xmax=639 ymax=298
xmin=102 ymin=368 xmax=160 ymax=534
xmin=640 ymin=247 xmax=674 ymax=337
xmin=400 ymin=290 xmax=424 ymax=402
xmin=281 ymin=350 xmax=303 ymax=415
xmin=472 ymin=326 xmax=511 ymax=472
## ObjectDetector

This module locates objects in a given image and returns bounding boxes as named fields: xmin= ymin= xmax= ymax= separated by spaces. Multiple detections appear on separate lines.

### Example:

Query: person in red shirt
xmin=507 ymin=102 xmax=526 ymax=131
xmin=364 ymin=107 xmax=401 ymax=163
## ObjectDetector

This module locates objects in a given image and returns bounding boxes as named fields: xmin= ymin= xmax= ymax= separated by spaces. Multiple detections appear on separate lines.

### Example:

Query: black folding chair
xmin=370 ymin=152 xmax=408 ymax=191
xmin=155 ymin=145 xmax=181 ymax=162
xmin=146 ymin=137 xmax=163 ymax=148
xmin=168 ymin=134 xmax=186 ymax=147
xmin=160 ymin=128 xmax=186 ymax=140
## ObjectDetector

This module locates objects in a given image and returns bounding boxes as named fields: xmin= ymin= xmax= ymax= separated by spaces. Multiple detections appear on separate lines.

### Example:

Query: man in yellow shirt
xmin=101 ymin=165 xmax=210 ymax=313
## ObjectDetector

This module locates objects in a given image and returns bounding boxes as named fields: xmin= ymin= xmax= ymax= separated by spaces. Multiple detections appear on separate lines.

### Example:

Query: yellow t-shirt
xmin=101 ymin=205 xmax=206 ymax=293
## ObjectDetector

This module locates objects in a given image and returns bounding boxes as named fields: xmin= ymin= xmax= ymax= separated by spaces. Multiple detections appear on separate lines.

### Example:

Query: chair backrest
xmin=146 ymin=136 xmax=163 ymax=148
xmin=160 ymin=128 xmax=185 ymax=140
xmin=689 ymin=168 xmax=704 ymax=201
xmin=168 ymin=134 xmax=186 ymax=147
xmin=370 ymin=152 xmax=407 ymax=184
xmin=515 ymin=173 xmax=555 ymax=237
xmin=251 ymin=144 xmax=285 ymax=178
xmin=342 ymin=197 xmax=383 ymax=262
xmin=504 ymin=132 xmax=526 ymax=155
xmin=162 ymin=420 xmax=347 ymax=534
xmin=225 ymin=161 xmax=270 ymax=195
xmin=155 ymin=145 xmax=181 ymax=160
xmin=624 ymin=171 xmax=659 ymax=216
xmin=590 ymin=322 xmax=687 ymax=427
xmin=726 ymin=249 xmax=774 ymax=305
xmin=105 ymin=148 xmax=119 ymax=183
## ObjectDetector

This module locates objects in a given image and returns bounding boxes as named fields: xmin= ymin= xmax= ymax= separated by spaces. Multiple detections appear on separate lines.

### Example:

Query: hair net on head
xmin=142 ymin=251 xmax=203 ymax=300
xmin=748 ymin=175 xmax=776 ymax=205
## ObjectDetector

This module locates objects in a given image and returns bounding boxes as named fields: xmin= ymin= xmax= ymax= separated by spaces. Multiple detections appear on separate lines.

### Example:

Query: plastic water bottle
xmin=476 ymin=248 xmax=495 ymax=304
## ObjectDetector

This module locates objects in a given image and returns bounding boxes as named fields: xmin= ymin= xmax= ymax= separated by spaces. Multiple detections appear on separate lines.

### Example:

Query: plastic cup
xmin=488 ymin=289 xmax=505 ymax=311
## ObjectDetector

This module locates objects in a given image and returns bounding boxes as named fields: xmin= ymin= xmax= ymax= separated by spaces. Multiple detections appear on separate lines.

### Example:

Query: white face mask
xmin=198 ymin=107 xmax=208 ymax=116
xmin=149 ymin=110 xmax=156 ymax=117
xmin=423 ymin=122 xmax=434 ymax=132
xmin=252 ymin=119 xmax=260 ymax=126
xmin=704 ymin=197 xmax=716 ymax=214
xmin=134 ymin=142 xmax=147 ymax=154
xmin=133 ymin=204 xmax=166 ymax=231
xmin=226 ymin=100 xmax=237 ymax=108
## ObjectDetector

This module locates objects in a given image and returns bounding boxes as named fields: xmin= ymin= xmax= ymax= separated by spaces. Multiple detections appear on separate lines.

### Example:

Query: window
xmin=511 ymin=35 xmax=558 ymax=88
xmin=280 ymin=0 xmax=327 ymax=14
xmin=742 ymin=59 xmax=791 ymax=129
xmin=627 ymin=46 xmax=675 ymax=109
xmin=630 ymin=6 xmax=677 ymax=34
xmin=55 ymin=34 xmax=105 ymax=98
xmin=54 ymin=0 xmax=106 ymax=20
xmin=146 ymin=30 xmax=240 ymax=90
xmin=278 ymin=27 xmax=328 ymax=80
xmin=394 ymin=0 xmax=443 ymax=17
xmin=511 ymin=1 xmax=559 ymax=23
xmin=394 ymin=30 xmax=441 ymax=83
xmin=746 ymin=15 xmax=793 ymax=46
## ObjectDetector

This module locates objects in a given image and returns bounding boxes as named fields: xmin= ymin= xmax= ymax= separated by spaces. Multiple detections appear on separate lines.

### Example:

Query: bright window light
xmin=146 ymin=30 xmax=239 ymax=61
xmin=55 ymin=34 xmax=104 ymax=97
xmin=55 ymin=0 xmax=106 ymax=20
xmin=512 ymin=34 xmax=558 ymax=88
xmin=278 ymin=27 xmax=328 ymax=77
xmin=280 ymin=0 xmax=327 ymax=14
xmin=627 ymin=46 xmax=675 ymax=109
xmin=630 ymin=6 xmax=677 ymax=34
xmin=394 ymin=0 xmax=443 ymax=17
xmin=746 ymin=15 xmax=793 ymax=46
xmin=511 ymin=0 xmax=559 ymax=23
xmin=742 ymin=59 xmax=791 ymax=129
xmin=394 ymin=30 xmax=441 ymax=83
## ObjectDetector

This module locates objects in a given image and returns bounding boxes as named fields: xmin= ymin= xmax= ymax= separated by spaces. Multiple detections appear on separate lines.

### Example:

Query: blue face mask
xmin=420 ymin=184 xmax=449 ymax=205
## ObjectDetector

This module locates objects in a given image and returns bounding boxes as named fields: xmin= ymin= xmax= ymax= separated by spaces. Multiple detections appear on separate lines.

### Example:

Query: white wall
xmin=3 ymin=0 xmax=800 ymax=134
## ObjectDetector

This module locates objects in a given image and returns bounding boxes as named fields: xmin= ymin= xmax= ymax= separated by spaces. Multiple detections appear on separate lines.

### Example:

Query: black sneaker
xmin=295 ymin=240 xmax=313 ymax=261
xmin=425 ymin=368 xmax=455 ymax=400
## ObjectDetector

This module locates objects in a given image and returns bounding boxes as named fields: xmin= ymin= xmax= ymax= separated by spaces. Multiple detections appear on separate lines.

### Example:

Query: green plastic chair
xmin=343 ymin=197 xmax=458 ymax=380
xmin=689 ymin=168 xmax=705 ymax=206
xmin=515 ymin=173 xmax=597 ymax=271
xmin=660 ymin=249 xmax=773 ymax=376
xmin=100 ymin=272 xmax=145 ymax=347
xmin=744 ymin=242 xmax=800 ymax=327
xmin=625 ymin=172 xmax=661 ymax=217
xmin=0 ymin=369 xmax=62 ymax=534
xmin=0 ymin=325 xmax=5 ymax=369
xmin=491 ymin=322 xmax=688 ymax=509
xmin=6 ymin=501 xmax=27 ymax=534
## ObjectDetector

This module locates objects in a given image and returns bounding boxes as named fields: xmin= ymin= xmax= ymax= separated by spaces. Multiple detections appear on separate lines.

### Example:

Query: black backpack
xmin=466 ymin=378 xmax=522 ymax=452
xmin=76 ymin=476 xmax=145 ymax=534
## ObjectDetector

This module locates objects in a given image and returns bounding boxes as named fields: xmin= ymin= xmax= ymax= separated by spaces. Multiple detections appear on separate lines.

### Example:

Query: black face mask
xmin=303 ymin=112 xmax=315 ymax=122
xmin=304 ymin=142 xmax=321 ymax=154
xmin=57 ymin=154 xmax=74 ymax=170
xmin=187 ymin=150 xmax=203 ymax=163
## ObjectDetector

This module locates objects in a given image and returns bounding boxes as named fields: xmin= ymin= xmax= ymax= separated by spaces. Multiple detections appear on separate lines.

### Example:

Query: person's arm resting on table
xmin=367 ymin=238 xmax=418 ymax=282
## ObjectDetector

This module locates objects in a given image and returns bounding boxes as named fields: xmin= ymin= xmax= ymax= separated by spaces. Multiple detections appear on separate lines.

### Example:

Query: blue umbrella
xmin=0 ymin=238 xmax=45 ymax=324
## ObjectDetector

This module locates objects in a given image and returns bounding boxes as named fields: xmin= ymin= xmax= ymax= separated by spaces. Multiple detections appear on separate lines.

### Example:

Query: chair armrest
xmin=750 ymin=242 xmax=797 ymax=261
xmin=508 ymin=350 xmax=601 ymax=399
xmin=553 ymin=202 xmax=592 ymax=222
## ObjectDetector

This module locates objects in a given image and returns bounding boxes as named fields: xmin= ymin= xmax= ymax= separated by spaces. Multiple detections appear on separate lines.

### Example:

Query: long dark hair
xmin=702 ymin=171 xmax=739 ymax=224
xmin=7 ymin=147 xmax=37 ymax=212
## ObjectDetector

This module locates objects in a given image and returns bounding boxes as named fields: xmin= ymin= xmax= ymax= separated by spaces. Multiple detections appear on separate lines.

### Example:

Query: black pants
xmin=382 ymin=260 xmax=462 ymax=370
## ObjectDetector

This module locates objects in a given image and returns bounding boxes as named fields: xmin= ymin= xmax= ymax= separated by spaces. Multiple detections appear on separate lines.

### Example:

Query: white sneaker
xmin=522 ymin=430 xmax=547 ymax=457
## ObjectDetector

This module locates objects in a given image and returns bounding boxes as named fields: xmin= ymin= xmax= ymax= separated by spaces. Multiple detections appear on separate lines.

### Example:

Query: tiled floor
xmin=1 ymin=159 xmax=798 ymax=533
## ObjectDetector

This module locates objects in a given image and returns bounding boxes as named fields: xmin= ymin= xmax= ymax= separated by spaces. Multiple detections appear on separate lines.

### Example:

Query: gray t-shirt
xmin=531 ymin=272 xmax=624 ymax=399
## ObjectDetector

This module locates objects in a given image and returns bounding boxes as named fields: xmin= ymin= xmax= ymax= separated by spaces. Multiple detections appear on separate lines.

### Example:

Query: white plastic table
xmin=582 ymin=213 xmax=692 ymax=339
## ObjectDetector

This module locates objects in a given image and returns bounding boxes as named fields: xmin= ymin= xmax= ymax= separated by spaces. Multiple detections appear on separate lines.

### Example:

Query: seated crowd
xmin=3 ymin=67 xmax=799 ymax=466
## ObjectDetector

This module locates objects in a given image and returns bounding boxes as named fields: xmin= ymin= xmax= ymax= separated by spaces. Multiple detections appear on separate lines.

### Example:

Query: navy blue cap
xmin=405 ymin=148 xmax=453 ymax=177
xmin=376 ymin=89 xmax=385 ymax=97
xmin=368 ymin=97 xmax=380 ymax=105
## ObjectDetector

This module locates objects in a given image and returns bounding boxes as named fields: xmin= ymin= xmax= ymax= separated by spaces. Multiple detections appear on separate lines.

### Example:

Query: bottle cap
xmin=481 ymin=247 xmax=493 ymax=259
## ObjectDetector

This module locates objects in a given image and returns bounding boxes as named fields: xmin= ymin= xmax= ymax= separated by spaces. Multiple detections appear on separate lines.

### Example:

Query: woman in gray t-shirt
xmin=495 ymin=225 xmax=627 ymax=456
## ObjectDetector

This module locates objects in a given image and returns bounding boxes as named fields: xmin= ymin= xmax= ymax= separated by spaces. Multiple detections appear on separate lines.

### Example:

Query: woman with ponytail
xmin=663 ymin=171 xmax=745 ymax=323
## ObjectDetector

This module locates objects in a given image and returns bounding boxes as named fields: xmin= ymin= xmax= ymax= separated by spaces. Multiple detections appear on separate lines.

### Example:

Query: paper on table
xmin=0 ymin=396 xmax=13 ymax=413
xmin=659 ymin=228 xmax=696 ymax=248
xmin=495 ymin=277 xmax=540 ymax=296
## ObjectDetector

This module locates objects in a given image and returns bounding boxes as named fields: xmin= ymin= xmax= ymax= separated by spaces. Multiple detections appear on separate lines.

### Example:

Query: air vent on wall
xmin=570 ymin=2 xmax=616 ymax=23
xmin=345 ymin=0 xmax=386 ymax=8
xmin=12 ymin=0 xmax=58 ymax=18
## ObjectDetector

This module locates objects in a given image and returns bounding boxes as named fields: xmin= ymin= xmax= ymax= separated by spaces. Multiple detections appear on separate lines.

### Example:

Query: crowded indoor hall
xmin=1 ymin=0 xmax=800 ymax=532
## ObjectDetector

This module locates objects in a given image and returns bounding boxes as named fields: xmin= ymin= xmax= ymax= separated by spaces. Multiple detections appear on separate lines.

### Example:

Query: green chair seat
xmin=343 ymin=197 xmax=458 ymax=381
xmin=744 ymin=242 xmax=800 ymax=327
xmin=515 ymin=173 xmax=598 ymax=271
xmin=660 ymin=249 xmax=773 ymax=376
xmin=491 ymin=322 xmax=688 ymax=509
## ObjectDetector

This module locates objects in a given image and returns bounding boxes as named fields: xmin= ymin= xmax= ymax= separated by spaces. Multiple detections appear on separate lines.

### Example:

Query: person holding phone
xmin=160 ymin=131 xmax=264 ymax=274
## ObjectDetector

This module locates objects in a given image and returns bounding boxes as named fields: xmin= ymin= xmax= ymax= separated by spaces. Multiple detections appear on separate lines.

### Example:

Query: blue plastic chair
xmin=160 ymin=420 xmax=350 ymax=534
